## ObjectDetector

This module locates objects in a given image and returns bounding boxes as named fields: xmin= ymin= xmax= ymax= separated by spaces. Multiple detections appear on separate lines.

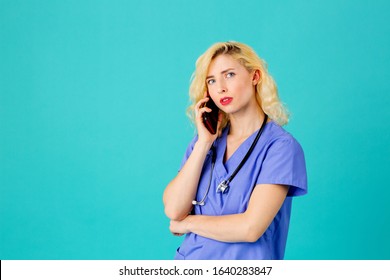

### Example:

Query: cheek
xmin=234 ymin=80 xmax=254 ymax=95
xmin=207 ymin=87 xmax=218 ymax=99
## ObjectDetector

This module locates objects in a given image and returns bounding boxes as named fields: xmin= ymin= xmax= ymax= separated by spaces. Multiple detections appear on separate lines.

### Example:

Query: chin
xmin=223 ymin=109 xmax=240 ymax=116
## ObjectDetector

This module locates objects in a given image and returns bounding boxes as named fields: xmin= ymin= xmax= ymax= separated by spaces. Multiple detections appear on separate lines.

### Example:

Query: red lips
xmin=220 ymin=97 xmax=233 ymax=106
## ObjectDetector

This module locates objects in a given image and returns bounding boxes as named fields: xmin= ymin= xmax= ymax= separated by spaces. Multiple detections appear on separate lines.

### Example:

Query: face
xmin=206 ymin=54 xmax=260 ymax=116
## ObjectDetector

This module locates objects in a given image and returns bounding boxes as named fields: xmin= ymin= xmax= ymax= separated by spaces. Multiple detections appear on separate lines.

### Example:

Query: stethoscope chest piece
xmin=216 ymin=180 xmax=229 ymax=193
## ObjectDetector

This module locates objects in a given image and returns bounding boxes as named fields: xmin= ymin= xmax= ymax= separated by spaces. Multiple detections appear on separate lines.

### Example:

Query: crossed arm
xmin=163 ymin=135 xmax=289 ymax=243
xmin=168 ymin=183 xmax=289 ymax=243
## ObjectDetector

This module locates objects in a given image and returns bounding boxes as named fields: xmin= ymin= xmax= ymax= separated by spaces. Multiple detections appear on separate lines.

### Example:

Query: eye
xmin=207 ymin=79 xmax=216 ymax=85
xmin=226 ymin=72 xmax=235 ymax=78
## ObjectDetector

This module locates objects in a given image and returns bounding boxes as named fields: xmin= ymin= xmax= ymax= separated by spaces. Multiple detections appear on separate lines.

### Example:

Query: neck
xmin=228 ymin=107 xmax=266 ymax=138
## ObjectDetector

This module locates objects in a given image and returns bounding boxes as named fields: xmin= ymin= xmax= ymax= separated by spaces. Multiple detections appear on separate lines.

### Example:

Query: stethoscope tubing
xmin=192 ymin=115 xmax=268 ymax=206
xmin=192 ymin=146 xmax=216 ymax=206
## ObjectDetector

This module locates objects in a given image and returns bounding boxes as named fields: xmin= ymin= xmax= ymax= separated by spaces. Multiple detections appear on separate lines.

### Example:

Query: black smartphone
xmin=202 ymin=96 xmax=219 ymax=134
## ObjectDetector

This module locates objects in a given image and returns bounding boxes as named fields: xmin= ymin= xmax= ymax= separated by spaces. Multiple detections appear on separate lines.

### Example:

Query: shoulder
xmin=263 ymin=121 xmax=303 ymax=152
xmin=256 ymin=121 xmax=308 ymax=196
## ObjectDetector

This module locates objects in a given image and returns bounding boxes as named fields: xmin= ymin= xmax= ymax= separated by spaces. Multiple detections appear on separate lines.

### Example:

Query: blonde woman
xmin=163 ymin=41 xmax=307 ymax=259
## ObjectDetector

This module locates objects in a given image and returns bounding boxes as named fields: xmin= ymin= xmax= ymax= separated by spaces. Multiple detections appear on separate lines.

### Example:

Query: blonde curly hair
xmin=187 ymin=41 xmax=289 ymax=128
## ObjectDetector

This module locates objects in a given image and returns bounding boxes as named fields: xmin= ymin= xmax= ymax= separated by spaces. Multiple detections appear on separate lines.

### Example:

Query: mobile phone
xmin=202 ymin=96 xmax=219 ymax=134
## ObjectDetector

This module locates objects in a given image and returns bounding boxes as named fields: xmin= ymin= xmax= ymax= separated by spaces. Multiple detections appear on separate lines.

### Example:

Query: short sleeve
xmin=256 ymin=137 xmax=307 ymax=197
xmin=178 ymin=135 xmax=199 ymax=172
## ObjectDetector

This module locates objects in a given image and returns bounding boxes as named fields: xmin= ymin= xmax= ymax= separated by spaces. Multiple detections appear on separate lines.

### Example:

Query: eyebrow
xmin=206 ymin=68 xmax=235 ymax=80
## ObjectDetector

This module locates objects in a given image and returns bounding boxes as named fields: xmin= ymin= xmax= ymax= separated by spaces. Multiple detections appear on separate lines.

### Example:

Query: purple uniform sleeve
xmin=178 ymin=135 xmax=199 ymax=172
xmin=256 ymin=137 xmax=307 ymax=197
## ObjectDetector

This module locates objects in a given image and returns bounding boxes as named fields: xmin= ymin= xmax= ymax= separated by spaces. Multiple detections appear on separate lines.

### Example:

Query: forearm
xmin=185 ymin=214 xmax=260 ymax=243
xmin=163 ymin=141 xmax=212 ymax=220
xmin=173 ymin=185 xmax=289 ymax=242
xmin=170 ymin=185 xmax=289 ymax=242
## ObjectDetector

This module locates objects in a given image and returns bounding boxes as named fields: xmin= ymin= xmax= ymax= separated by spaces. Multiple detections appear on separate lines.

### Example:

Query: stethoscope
xmin=192 ymin=115 xmax=268 ymax=206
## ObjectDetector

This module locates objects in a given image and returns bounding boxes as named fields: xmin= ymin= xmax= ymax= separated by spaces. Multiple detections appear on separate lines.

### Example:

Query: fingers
xmin=196 ymin=107 xmax=212 ymax=119
xmin=194 ymin=95 xmax=221 ymax=141
xmin=195 ymin=97 xmax=209 ymax=110
xmin=170 ymin=219 xmax=189 ymax=236
xmin=169 ymin=220 xmax=179 ymax=234
xmin=195 ymin=97 xmax=209 ymax=109
xmin=195 ymin=97 xmax=211 ymax=118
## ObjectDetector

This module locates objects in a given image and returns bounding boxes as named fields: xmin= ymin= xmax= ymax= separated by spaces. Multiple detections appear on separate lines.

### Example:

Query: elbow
xmin=163 ymin=194 xmax=190 ymax=221
xmin=164 ymin=206 xmax=188 ymax=221
xmin=164 ymin=208 xmax=180 ymax=221
xmin=244 ymin=224 xmax=265 ymax=243
xmin=163 ymin=193 xmax=178 ymax=220
xmin=163 ymin=190 xmax=193 ymax=220
xmin=163 ymin=187 xmax=185 ymax=220
xmin=245 ymin=233 xmax=261 ymax=243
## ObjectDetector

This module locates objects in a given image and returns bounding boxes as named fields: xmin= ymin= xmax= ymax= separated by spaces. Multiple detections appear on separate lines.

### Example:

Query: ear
xmin=252 ymin=69 xmax=261 ymax=85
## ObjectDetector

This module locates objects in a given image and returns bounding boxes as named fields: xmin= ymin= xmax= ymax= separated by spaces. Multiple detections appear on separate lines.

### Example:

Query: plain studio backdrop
xmin=1 ymin=0 xmax=389 ymax=259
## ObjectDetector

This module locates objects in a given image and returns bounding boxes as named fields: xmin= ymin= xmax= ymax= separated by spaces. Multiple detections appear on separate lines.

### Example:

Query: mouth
xmin=220 ymin=97 xmax=233 ymax=106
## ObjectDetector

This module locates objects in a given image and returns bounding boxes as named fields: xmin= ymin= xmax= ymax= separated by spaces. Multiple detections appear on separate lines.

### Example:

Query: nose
xmin=217 ymin=80 xmax=227 ymax=94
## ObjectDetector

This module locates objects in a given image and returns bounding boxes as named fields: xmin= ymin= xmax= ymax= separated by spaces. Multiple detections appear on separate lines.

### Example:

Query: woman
xmin=163 ymin=41 xmax=307 ymax=260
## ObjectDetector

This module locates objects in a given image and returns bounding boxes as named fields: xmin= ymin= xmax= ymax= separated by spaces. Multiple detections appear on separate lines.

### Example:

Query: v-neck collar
xmin=214 ymin=124 xmax=266 ymax=179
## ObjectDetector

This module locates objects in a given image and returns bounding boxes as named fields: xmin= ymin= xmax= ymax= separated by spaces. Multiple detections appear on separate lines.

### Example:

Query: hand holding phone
xmin=202 ymin=96 xmax=219 ymax=134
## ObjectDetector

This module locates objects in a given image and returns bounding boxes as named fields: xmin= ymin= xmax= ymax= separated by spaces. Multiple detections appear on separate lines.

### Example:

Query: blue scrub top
xmin=174 ymin=121 xmax=307 ymax=260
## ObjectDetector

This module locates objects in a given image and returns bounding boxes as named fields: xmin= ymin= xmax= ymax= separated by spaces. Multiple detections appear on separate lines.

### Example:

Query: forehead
xmin=207 ymin=54 xmax=244 ymax=75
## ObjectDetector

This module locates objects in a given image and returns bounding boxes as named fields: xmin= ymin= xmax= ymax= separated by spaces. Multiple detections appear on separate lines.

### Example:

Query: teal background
xmin=1 ymin=0 xmax=389 ymax=259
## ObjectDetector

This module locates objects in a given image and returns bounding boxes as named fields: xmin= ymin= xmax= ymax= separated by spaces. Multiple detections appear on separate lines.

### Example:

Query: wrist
xmin=186 ymin=215 xmax=195 ymax=233
xmin=194 ymin=140 xmax=213 ymax=153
